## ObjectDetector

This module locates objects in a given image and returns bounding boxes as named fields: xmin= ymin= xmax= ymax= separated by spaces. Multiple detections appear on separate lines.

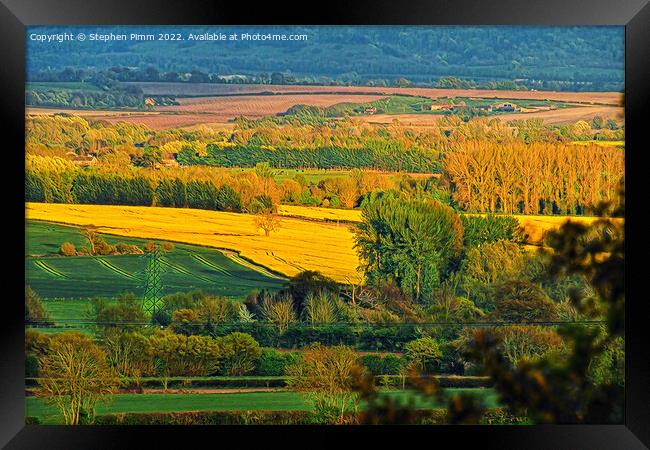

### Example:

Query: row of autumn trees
xmin=445 ymin=141 xmax=624 ymax=215
xmin=27 ymin=113 xmax=621 ymax=168
xmin=26 ymin=155 xmax=405 ymax=211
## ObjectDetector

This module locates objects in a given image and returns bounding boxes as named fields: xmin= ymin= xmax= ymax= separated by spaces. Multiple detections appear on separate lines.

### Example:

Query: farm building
xmin=144 ymin=98 xmax=156 ymax=110
xmin=493 ymin=102 xmax=520 ymax=112
xmin=364 ymin=106 xmax=378 ymax=114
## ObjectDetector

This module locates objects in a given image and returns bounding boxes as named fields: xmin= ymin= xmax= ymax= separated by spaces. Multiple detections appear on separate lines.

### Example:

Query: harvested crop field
xmin=162 ymin=94 xmax=386 ymax=115
xmin=100 ymin=113 xmax=237 ymax=130
xmin=129 ymin=82 xmax=623 ymax=106
xmin=27 ymin=84 xmax=623 ymax=129
xmin=354 ymin=105 xmax=624 ymax=126
xmin=496 ymin=105 xmax=624 ymax=124
xmin=25 ymin=107 xmax=159 ymax=118
xmin=27 ymin=94 xmax=386 ymax=129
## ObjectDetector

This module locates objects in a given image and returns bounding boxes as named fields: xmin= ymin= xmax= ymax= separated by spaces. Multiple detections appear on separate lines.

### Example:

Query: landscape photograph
xmin=24 ymin=25 xmax=625 ymax=425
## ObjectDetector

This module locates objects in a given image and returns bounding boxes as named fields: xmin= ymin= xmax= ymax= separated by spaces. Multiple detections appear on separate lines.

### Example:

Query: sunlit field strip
xmin=26 ymin=203 xmax=621 ymax=284
xmin=278 ymin=205 xmax=620 ymax=245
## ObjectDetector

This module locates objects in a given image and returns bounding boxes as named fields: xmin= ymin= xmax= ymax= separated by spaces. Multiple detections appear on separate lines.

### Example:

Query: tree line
xmin=27 ymin=115 xmax=623 ymax=165
xmin=444 ymin=140 xmax=624 ymax=214
xmin=177 ymin=143 xmax=441 ymax=173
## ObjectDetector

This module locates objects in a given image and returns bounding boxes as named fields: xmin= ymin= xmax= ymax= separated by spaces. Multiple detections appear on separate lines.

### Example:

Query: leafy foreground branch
xmin=354 ymin=183 xmax=625 ymax=424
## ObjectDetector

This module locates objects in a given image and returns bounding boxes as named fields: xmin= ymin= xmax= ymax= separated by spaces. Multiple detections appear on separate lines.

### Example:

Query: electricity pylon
xmin=142 ymin=246 xmax=164 ymax=316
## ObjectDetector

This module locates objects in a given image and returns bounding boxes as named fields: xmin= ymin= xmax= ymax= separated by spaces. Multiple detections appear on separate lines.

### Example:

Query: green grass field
xmin=25 ymin=388 xmax=499 ymax=424
xmin=26 ymin=220 xmax=286 ymax=301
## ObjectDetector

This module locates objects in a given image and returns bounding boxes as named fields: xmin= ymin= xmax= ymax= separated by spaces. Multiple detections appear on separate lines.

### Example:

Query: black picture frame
xmin=2 ymin=0 xmax=648 ymax=447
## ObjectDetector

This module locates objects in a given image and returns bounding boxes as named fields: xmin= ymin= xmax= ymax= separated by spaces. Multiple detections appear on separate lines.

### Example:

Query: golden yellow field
xmin=278 ymin=205 xmax=362 ymax=222
xmin=572 ymin=140 xmax=625 ymax=147
xmin=510 ymin=215 xmax=602 ymax=244
xmin=26 ymin=203 xmax=363 ymax=283
xmin=26 ymin=203 xmax=622 ymax=284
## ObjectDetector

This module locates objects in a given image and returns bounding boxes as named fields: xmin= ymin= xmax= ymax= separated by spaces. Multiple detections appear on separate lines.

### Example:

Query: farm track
xmin=222 ymin=252 xmax=288 ymax=281
xmin=159 ymin=257 xmax=213 ymax=283
xmin=94 ymin=257 xmax=137 ymax=280
xmin=33 ymin=259 xmax=67 ymax=279
xmin=191 ymin=253 xmax=231 ymax=276
xmin=268 ymin=251 xmax=307 ymax=273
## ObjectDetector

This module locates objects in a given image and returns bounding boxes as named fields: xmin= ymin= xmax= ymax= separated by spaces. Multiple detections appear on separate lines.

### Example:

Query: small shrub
xmin=170 ymin=309 xmax=202 ymax=335
xmin=360 ymin=354 xmax=384 ymax=375
xmin=381 ymin=354 xmax=406 ymax=375
xmin=256 ymin=348 xmax=301 ymax=376
xmin=25 ymin=354 xmax=39 ymax=378
xmin=460 ymin=214 xmax=525 ymax=247
xmin=114 ymin=243 xmax=144 ymax=255
xmin=58 ymin=242 xmax=77 ymax=256
xmin=260 ymin=296 xmax=296 ymax=333
xmin=305 ymin=291 xmax=337 ymax=324
xmin=219 ymin=332 xmax=262 ymax=376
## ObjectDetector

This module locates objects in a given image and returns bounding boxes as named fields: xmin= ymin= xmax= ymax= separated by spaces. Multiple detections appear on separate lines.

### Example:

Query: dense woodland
xmin=27 ymin=27 xmax=624 ymax=91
